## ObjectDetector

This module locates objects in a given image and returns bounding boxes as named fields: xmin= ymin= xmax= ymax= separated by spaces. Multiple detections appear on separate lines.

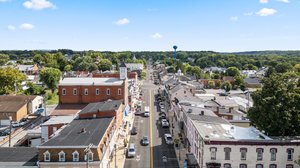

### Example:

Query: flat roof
xmin=181 ymin=105 xmax=217 ymax=117
xmin=192 ymin=119 xmax=271 ymax=141
xmin=41 ymin=117 xmax=113 ymax=147
xmin=40 ymin=116 xmax=75 ymax=126
xmin=79 ymin=100 xmax=123 ymax=115
xmin=51 ymin=104 xmax=87 ymax=116
xmin=59 ymin=77 xmax=123 ymax=86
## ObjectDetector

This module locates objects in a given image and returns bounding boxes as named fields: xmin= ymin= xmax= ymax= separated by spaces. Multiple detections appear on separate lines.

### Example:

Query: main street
xmin=124 ymin=62 xmax=179 ymax=168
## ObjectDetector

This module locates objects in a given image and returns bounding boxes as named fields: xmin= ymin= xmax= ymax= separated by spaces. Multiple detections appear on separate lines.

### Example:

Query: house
xmin=40 ymin=116 xmax=76 ymax=142
xmin=244 ymin=77 xmax=262 ymax=88
xmin=17 ymin=64 xmax=39 ymax=75
xmin=0 ymin=95 xmax=43 ymax=125
xmin=241 ymin=70 xmax=257 ymax=78
xmin=125 ymin=63 xmax=144 ymax=71
xmin=186 ymin=115 xmax=300 ymax=168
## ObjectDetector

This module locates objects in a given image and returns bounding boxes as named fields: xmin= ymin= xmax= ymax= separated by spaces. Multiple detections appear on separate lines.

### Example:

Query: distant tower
xmin=119 ymin=62 xmax=127 ymax=80
xmin=173 ymin=45 xmax=178 ymax=59
xmin=133 ymin=54 xmax=136 ymax=60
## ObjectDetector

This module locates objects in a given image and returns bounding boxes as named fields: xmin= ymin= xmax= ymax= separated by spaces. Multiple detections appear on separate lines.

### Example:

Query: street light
xmin=8 ymin=116 xmax=12 ymax=147
xmin=84 ymin=143 xmax=93 ymax=168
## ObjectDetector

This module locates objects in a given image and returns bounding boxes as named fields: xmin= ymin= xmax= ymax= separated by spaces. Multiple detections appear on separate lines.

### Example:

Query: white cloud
xmin=260 ymin=0 xmax=269 ymax=3
xmin=114 ymin=18 xmax=130 ymax=25
xmin=277 ymin=0 xmax=290 ymax=3
xmin=20 ymin=23 xmax=34 ymax=30
xmin=7 ymin=25 xmax=16 ymax=30
xmin=244 ymin=12 xmax=253 ymax=16
xmin=23 ymin=0 xmax=56 ymax=10
xmin=256 ymin=8 xmax=277 ymax=16
xmin=151 ymin=33 xmax=163 ymax=39
xmin=230 ymin=16 xmax=239 ymax=21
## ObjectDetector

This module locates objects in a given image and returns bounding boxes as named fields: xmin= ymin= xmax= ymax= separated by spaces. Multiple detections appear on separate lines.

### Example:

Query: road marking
xmin=149 ymin=90 xmax=154 ymax=168
xmin=136 ymin=155 xmax=141 ymax=161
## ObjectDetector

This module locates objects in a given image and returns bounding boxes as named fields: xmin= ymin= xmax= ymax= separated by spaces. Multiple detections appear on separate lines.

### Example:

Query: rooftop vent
xmin=187 ymin=109 xmax=192 ymax=113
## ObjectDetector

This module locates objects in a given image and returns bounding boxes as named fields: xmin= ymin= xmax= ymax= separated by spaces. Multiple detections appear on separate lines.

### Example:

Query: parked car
xmin=164 ymin=134 xmax=173 ymax=145
xmin=35 ymin=108 xmax=45 ymax=115
xmin=161 ymin=119 xmax=169 ymax=128
xmin=137 ymin=101 xmax=142 ymax=106
xmin=141 ymin=136 xmax=149 ymax=146
xmin=131 ymin=126 xmax=138 ymax=135
xmin=160 ymin=115 xmax=167 ymax=120
xmin=12 ymin=121 xmax=21 ymax=128
xmin=0 ymin=129 xmax=11 ymax=136
xmin=127 ymin=143 xmax=136 ymax=158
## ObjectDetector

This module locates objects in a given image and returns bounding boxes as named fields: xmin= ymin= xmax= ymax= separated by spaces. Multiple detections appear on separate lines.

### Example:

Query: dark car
xmin=0 ymin=129 xmax=11 ymax=136
xmin=131 ymin=126 xmax=138 ymax=135
xmin=219 ymin=92 xmax=229 ymax=96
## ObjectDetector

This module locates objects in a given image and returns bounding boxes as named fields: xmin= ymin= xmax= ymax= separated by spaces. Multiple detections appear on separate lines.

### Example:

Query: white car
xmin=144 ymin=111 xmax=150 ymax=117
xmin=164 ymin=134 xmax=173 ymax=145
xmin=161 ymin=119 xmax=169 ymax=128
xmin=127 ymin=143 xmax=136 ymax=158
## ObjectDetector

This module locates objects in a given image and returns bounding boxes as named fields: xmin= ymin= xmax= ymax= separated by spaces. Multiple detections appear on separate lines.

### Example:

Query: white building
xmin=125 ymin=63 xmax=144 ymax=71
xmin=187 ymin=115 xmax=300 ymax=168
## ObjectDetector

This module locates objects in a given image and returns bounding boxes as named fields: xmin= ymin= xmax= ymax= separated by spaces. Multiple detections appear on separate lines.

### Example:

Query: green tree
xmin=64 ymin=65 xmax=73 ymax=71
xmin=208 ymin=80 xmax=215 ymax=89
xmin=294 ymin=64 xmax=300 ymax=73
xmin=295 ymin=155 xmax=300 ymax=166
xmin=248 ymin=73 xmax=300 ymax=136
xmin=211 ymin=73 xmax=220 ymax=79
xmin=225 ymin=66 xmax=240 ymax=77
xmin=33 ymin=54 xmax=43 ymax=65
xmin=0 ymin=54 xmax=9 ymax=65
xmin=275 ymin=62 xmax=293 ymax=73
xmin=24 ymin=82 xmax=43 ymax=95
xmin=234 ymin=75 xmax=244 ymax=87
xmin=40 ymin=68 xmax=62 ymax=93
xmin=99 ymin=59 xmax=112 ymax=71
xmin=221 ymin=81 xmax=232 ymax=92
xmin=0 ymin=67 xmax=26 ymax=94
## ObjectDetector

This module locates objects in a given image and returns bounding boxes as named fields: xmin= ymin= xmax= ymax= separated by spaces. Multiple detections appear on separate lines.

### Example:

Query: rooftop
xmin=40 ymin=115 xmax=76 ymax=126
xmin=51 ymin=104 xmax=87 ymax=116
xmin=59 ymin=77 xmax=124 ymax=86
xmin=192 ymin=119 xmax=271 ymax=141
xmin=79 ymin=100 xmax=123 ymax=115
xmin=181 ymin=105 xmax=217 ymax=117
xmin=41 ymin=117 xmax=113 ymax=147
xmin=0 ymin=147 xmax=37 ymax=164
xmin=0 ymin=95 xmax=37 ymax=113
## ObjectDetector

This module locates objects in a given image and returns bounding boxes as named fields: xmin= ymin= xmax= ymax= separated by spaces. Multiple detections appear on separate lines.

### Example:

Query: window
xmin=72 ymin=151 xmax=79 ymax=162
xmin=44 ymin=151 xmax=50 ymax=162
xmin=256 ymin=148 xmax=264 ymax=161
xmin=224 ymin=147 xmax=231 ymax=160
xmin=240 ymin=148 xmax=247 ymax=160
xmin=58 ymin=151 xmax=65 ymax=162
xmin=73 ymin=88 xmax=77 ymax=95
xmin=224 ymin=163 xmax=231 ymax=168
xmin=62 ymin=88 xmax=66 ymax=95
xmin=287 ymin=148 xmax=294 ymax=161
xmin=96 ymin=88 xmax=100 ymax=95
xmin=269 ymin=164 xmax=277 ymax=168
xmin=240 ymin=164 xmax=247 ymax=168
xmin=106 ymin=88 xmax=110 ymax=95
xmin=256 ymin=164 xmax=263 ymax=168
xmin=85 ymin=152 xmax=93 ymax=161
xmin=270 ymin=148 xmax=277 ymax=161
xmin=210 ymin=147 xmax=217 ymax=160
xmin=286 ymin=165 xmax=294 ymax=168
xmin=118 ymin=88 xmax=121 ymax=95
xmin=84 ymin=88 xmax=88 ymax=95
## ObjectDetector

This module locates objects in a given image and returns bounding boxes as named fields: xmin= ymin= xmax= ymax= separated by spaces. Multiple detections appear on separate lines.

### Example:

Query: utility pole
xmin=114 ymin=143 xmax=117 ymax=168
xmin=9 ymin=116 xmax=12 ymax=147
xmin=84 ymin=143 xmax=93 ymax=168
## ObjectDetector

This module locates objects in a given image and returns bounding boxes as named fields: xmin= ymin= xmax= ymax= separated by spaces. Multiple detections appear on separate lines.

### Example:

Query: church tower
xmin=119 ymin=62 xmax=127 ymax=80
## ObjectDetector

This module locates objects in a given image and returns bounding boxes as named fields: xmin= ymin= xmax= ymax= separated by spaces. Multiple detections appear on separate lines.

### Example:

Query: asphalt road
xmin=124 ymin=62 xmax=179 ymax=168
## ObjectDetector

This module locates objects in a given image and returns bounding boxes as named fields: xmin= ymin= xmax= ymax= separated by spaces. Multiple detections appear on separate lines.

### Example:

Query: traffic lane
xmin=152 ymin=94 xmax=179 ymax=168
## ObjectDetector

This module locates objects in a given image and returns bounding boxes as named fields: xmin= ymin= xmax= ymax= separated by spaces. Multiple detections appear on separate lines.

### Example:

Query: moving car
xmin=141 ymin=136 xmax=149 ymax=146
xmin=127 ymin=143 xmax=136 ymax=158
xmin=144 ymin=106 xmax=150 ymax=117
xmin=164 ymin=134 xmax=173 ymax=145
xmin=131 ymin=126 xmax=138 ymax=135
xmin=161 ymin=119 xmax=169 ymax=128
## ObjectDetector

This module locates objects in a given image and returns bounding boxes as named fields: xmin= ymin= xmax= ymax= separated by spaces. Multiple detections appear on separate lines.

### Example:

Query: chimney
xmin=81 ymin=128 xmax=86 ymax=133
xmin=201 ymin=111 xmax=204 ymax=115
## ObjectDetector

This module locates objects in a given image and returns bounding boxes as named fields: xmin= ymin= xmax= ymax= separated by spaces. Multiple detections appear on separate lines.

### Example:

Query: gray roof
xmin=17 ymin=65 xmax=35 ymax=71
xmin=189 ymin=114 xmax=230 ymax=124
xmin=119 ymin=62 xmax=127 ymax=67
xmin=0 ymin=147 xmax=37 ymax=163
xmin=244 ymin=77 xmax=262 ymax=85
xmin=41 ymin=117 xmax=113 ymax=147
xmin=79 ymin=100 xmax=123 ymax=115
xmin=59 ymin=77 xmax=123 ymax=86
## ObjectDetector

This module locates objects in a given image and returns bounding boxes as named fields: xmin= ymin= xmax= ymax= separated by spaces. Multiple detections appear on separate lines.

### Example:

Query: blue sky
xmin=1 ymin=0 xmax=300 ymax=52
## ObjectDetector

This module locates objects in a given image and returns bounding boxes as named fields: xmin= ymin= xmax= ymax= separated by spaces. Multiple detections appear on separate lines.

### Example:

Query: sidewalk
xmin=169 ymin=107 xmax=189 ymax=168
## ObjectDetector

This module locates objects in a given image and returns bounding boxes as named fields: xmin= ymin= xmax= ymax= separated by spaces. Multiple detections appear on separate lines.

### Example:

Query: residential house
xmin=125 ymin=63 xmax=144 ymax=71
xmin=17 ymin=64 xmax=39 ymax=75
xmin=244 ymin=77 xmax=262 ymax=88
